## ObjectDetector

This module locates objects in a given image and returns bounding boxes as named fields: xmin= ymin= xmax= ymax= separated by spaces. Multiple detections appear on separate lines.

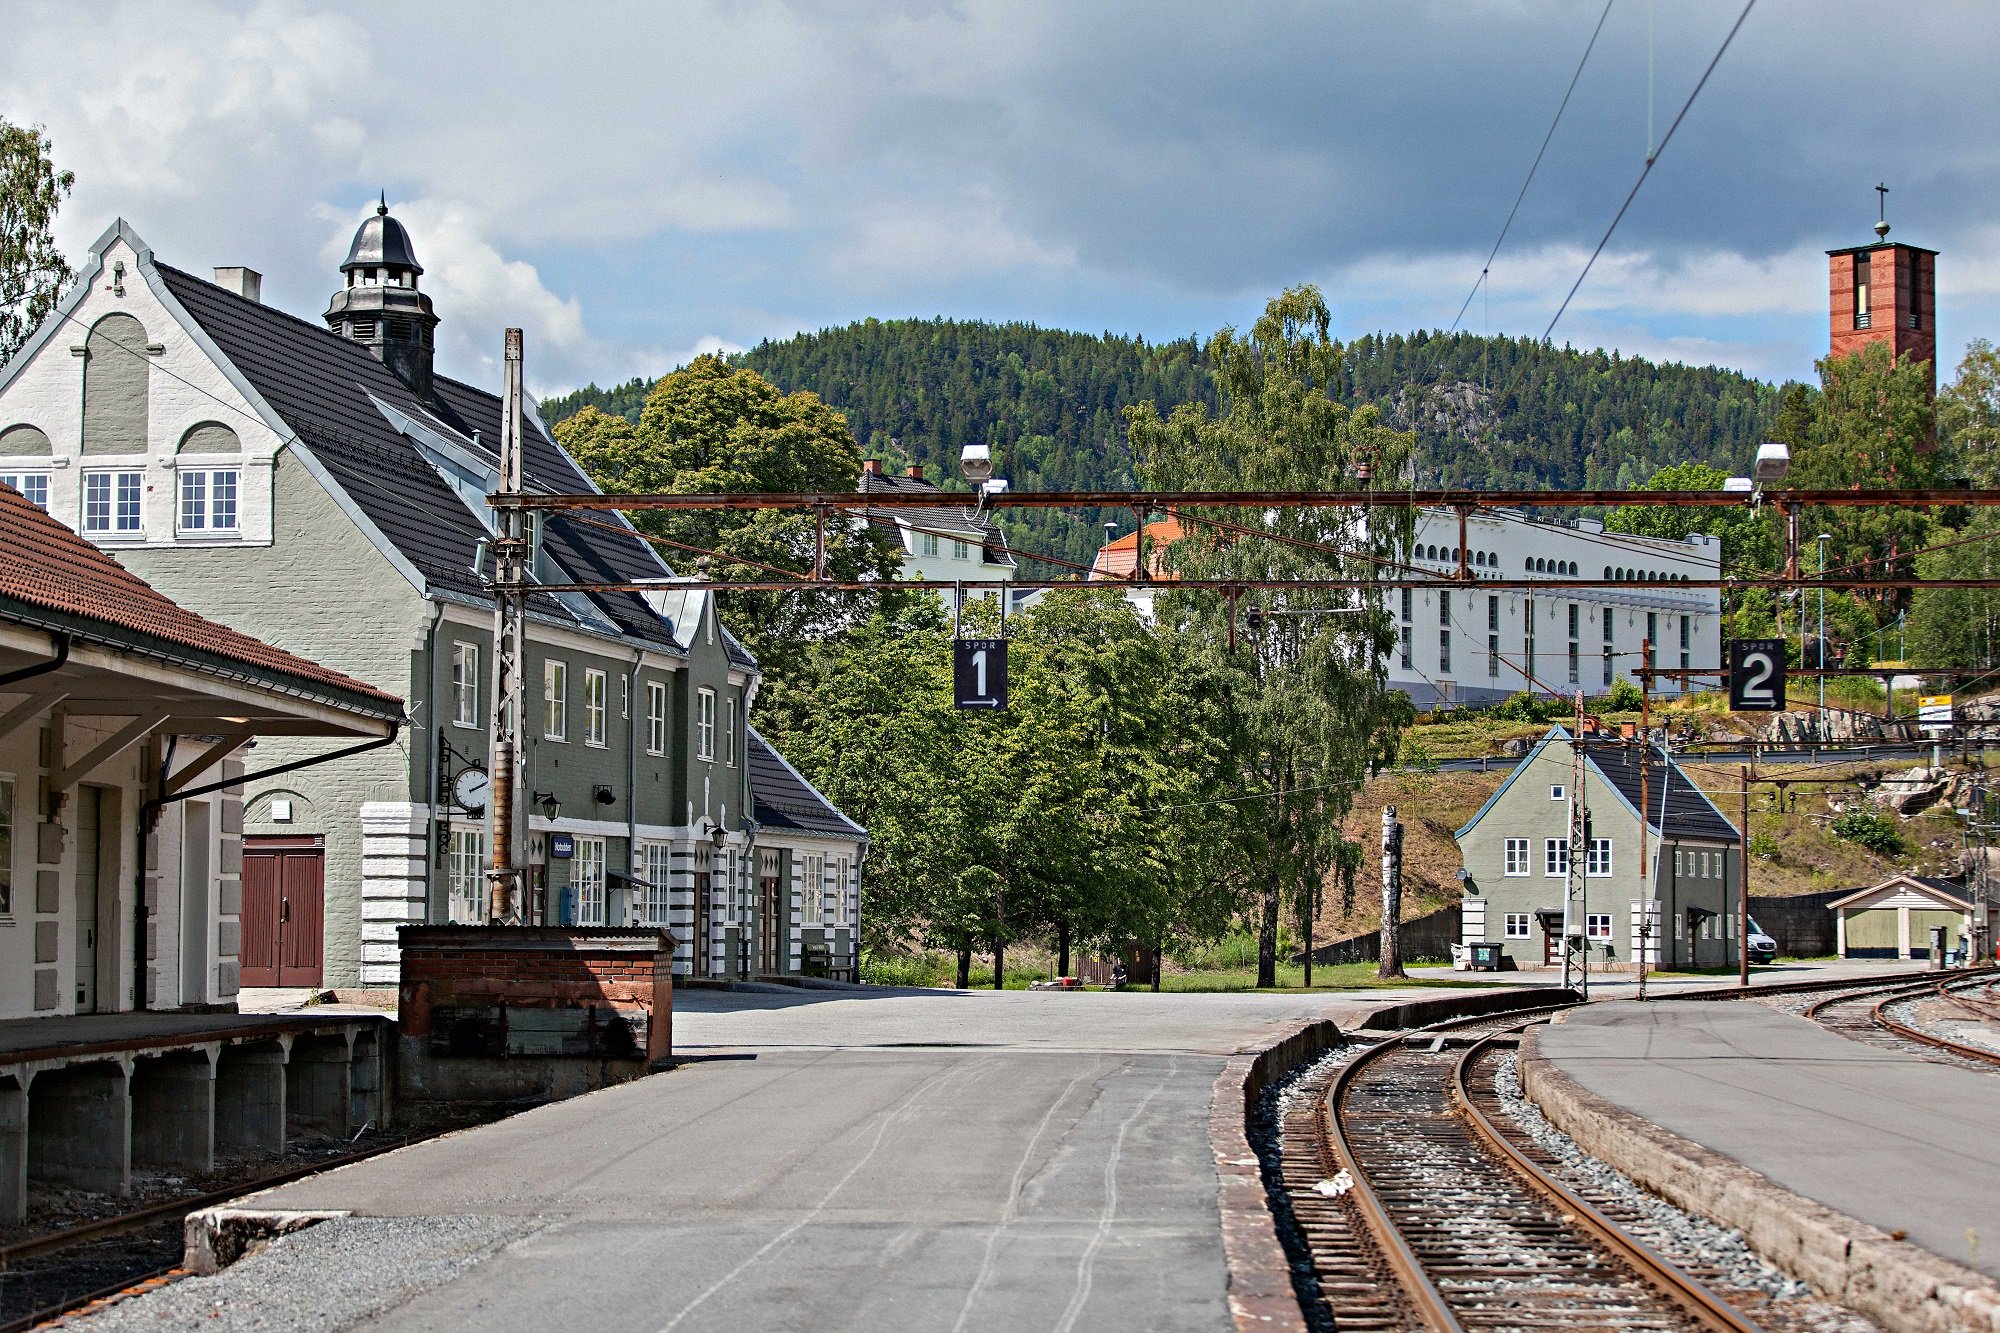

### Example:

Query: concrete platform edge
xmin=1209 ymin=1019 xmax=1345 ymax=1333
xmin=183 ymin=1206 xmax=351 ymax=1275
xmin=1519 ymin=1023 xmax=2000 ymax=1333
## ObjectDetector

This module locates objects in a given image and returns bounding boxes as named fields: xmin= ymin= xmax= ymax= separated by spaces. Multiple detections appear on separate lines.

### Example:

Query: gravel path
xmin=82 ymin=1216 xmax=545 ymax=1332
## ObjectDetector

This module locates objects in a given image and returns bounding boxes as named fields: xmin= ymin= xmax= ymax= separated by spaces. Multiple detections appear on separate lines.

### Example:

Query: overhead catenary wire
xmin=1448 ymin=0 xmax=1618 ymax=334
xmin=1542 ymin=0 xmax=1757 ymax=342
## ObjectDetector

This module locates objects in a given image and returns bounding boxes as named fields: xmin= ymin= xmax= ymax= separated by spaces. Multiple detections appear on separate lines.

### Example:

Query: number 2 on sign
xmin=1739 ymin=653 xmax=1775 ymax=706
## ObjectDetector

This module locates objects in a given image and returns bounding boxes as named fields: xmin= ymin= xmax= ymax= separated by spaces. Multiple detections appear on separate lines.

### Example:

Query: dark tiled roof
xmin=1582 ymin=741 xmax=1740 ymax=843
xmin=156 ymin=265 xmax=682 ymax=649
xmin=857 ymin=469 xmax=1013 ymax=567
xmin=747 ymin=727 xmax=864 ymax=838
xmin=0 ymin=482 xmax=401 ymax=714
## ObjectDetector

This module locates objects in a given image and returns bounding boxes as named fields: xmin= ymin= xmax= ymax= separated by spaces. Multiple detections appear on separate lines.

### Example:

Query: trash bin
xmin=1467 ymin=942 xmax=1504 ymax=971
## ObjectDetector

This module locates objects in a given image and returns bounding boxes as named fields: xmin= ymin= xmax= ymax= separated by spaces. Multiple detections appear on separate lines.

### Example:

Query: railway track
xmin=0 ymin=1131 xmax=436 ymax=1332
xmin=1281 ymin=1006 xmax=1772 ymax=1332
xmin=1797 ymin=971 xmax=2000 ymax=1071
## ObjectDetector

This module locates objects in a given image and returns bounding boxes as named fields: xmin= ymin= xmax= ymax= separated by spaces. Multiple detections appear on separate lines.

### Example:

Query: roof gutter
xmin=0 ymin=630 xmax=69 ymax=688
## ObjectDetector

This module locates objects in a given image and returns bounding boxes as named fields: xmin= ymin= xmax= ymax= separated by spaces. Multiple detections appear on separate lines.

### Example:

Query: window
xmin=1586 ymin=913 xmax=1613 ymax=941
xmin=1550 ymin=784 xmax=1565 ymax=802
xmin=1503 ymin=838 xmax=1529 ymax=876
xmin=1523 ymin=597 xmax=1536 ymax=672
xmin=177 ymin=468 xmax=239 ymax=533
xmin=0 ymin=776 xmax=12 ymax=916
xmin=1545 ymin=838 xmax=1568 ymax=877
xmin=1674 ymin=848 xmax=1684 ymax=876
xmin=452 ymin=643 xmax=479 ymax=727
xmin=646 ymin=681 xmax=667 ymax=755
xmin=584 ymin=668 xmax=608 ymax=746
xmin=641 ymin=842 xmax=674 ymax=927
xmin=697 ymin=688 xmax=716 ymax=760
xmin=1488 ymin=634 xmax=1500 ymax=678
xmin=804 ymin=853 xmax=827 ymax=925
xmin=82 ymin=470 xmax=143 ymax=535
xmin=1399 ymin=625 xmax=1411 ymax=669
xmin=446 ymin=827 xmax=486 ymax=924
xmin=620 ymin=674 xmax=629 ymax=720
xmin=572 ymin=836 xmax=607 ymax=926
xmin=1568 ymin=643 xmax=1580 ymax=684
xmin=1504 ymin=913 xmax=1531 ymax=939
xmin=1586 ymin=837 xmax=1613 ymax=877
xmin=951 ymin=538 xmax=969 ymax=560
xmin=724 ymin=695 xmax=737 ymax=766
xmin=1438 ymin=629 xmax=1451 ymax=675
xmin=1487 ymin=595 xmax=1499 ymax=632
xmin=1645 ymin=613 xmax=1658 ymax=671
xmin=0 ymin=472 xmax=48 ymax=509
xmin=920 ymin=532 xmax=939 ymax=557
xmin=1854 ymin=253 xmax=1872 ymax=329
xmin=1400 ymin=588 xmax=1412 ymax=622
xmin=1568 ymin=604 xmax=1579 ymax=638
xmin=543 ymin=660 xmax=567 ymax=740
xmin=1438 ymin=590 xmax=1450 ymax=623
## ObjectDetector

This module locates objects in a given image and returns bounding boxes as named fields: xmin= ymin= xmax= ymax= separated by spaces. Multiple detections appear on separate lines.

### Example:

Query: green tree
xmin=1940 ymin=339 xmax=2000 ymax=485
xmin=1789 ymin=341 xmax=1939 ymax=617
xmin=1904 ymin=508 xmax=2000 ymax=669
xmin=0 ymin=120 xmax=72 ymax=363
xmin=1126 ymin=285 xmax=1414 ymax=988
xmin=553 ymin=356 xmax=905 ymax=685
xmin=1603 ymin=460 xmax=1779 ymax=573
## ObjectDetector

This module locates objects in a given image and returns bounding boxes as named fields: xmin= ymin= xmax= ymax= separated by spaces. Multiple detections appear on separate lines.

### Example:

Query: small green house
xmin=1455 ymin=726 xmax=1741 ymax=970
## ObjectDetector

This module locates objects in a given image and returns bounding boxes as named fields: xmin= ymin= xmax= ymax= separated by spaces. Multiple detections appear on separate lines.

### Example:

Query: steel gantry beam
xmin=526 ymin=576 xmax=2000 ymax=595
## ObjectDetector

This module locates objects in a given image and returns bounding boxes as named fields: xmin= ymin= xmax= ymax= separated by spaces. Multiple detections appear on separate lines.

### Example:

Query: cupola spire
xmin=324 ymin=194 xmax=439 ymax=398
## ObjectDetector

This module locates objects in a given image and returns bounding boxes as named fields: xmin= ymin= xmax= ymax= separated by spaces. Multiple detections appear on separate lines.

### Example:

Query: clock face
xmin=453 ymin=767 xmax=490 ymax=815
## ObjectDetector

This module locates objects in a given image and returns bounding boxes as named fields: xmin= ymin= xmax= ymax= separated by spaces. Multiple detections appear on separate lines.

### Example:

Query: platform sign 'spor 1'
xmin=954 ymin=638 xmax=1008 ymax=710
xmin=1727 ymin=638 xmax=1787 ymax=712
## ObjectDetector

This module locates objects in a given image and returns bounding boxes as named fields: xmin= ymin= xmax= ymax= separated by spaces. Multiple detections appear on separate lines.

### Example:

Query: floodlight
xmin=959 ymin=444 xmax=993 ymax=483
xmin=1752 ymin=441 xmax=1791 ymax=484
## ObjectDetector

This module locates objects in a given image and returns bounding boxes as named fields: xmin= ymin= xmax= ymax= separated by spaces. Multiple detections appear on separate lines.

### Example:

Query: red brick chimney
xmin=862 ymin=457 xmax=882 ymax=476
xmin=906 ymin=464 xmax=924 ymax=481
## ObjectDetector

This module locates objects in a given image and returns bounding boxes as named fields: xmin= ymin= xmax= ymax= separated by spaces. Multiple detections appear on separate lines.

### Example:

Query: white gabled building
xmin=856 ymin=459 xmax=1018 ymax=611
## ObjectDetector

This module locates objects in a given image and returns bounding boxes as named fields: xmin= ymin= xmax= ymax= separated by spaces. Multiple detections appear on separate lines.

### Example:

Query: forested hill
xmin=539 ymin=320 xmax=1790 ymax=569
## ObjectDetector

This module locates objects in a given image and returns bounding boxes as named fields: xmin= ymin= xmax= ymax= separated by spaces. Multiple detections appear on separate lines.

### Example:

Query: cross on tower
xmin=1874 ymin=182 xmax=1890 ymax=239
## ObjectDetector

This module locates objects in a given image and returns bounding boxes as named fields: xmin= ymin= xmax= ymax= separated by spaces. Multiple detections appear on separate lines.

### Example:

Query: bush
xmin=1747 ymin=831 xmax=1781 ymax=860
xmin=1397 ymin=733 xmax=1439 ymax=771
xmin=1602 ymin=677 xmax=1644 ymax=712
xmin=1830 ymin=809 xmax=1902 ymax=856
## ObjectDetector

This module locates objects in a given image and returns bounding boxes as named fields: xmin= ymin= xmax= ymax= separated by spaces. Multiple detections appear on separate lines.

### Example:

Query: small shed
xmin=1830 ymin=875 xmax=1981 ymax=960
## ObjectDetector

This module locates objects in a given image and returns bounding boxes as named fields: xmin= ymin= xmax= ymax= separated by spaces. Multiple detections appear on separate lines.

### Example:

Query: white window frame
xmin=176 ymin=467 xmax=240 ymax=534
xmin=920 ymin=531 xmax=939 ymax=557
xmin=446 ymin=826 xmax=486 ymax=924
xmin=1586 ymin=837 xmax=1613 ymax=877
xmin=697 ymin=688 xmax=716 ymax=761
xmin=803 ymin=853 xmax=826 ymax=925
xmin=646 ymin=681 xmax=667 ymax=755
xmin=951 ymin=538 xmax=969 ymax=560
xmin=543 ymin=659 xmax=568 ymax=741
xmin=1585 ymin=912 xmax=1614 ymax=941
xmin=1550 ymin=784 xmax=1565 ymax=802
xmin=452 ymin=642 xmax=479 ymax=728
xmin=572 ymin=836 xmax=607 ymax=926
xmin=0 ymin=471 xmax=49 ymax=509
xmin=640 ymin=841 xmax=674 ymax=927
xmin=0 ymin=775 xmax=14 ymax=918
xmin=1503 ymin=838 xmax=1530 ymax=876
xmin=723 ymin=695 xmax=737 ymax=767
xmin=584 ymin=668 xmax=608 ymax=747
xmin=1504 ymin=912 xmax=1530 ymax=939
xmin=82 ymin=468 xmax=144 ymax=537
xmin=1544 ymin=838 xmax=1568 ymax=877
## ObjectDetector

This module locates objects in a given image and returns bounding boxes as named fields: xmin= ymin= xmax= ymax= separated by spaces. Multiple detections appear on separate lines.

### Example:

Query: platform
xmin=0 ymin=1008 xmax=391 ymax=1221
xmin=1535 ymin=1000 xmax=2000 ymax=1283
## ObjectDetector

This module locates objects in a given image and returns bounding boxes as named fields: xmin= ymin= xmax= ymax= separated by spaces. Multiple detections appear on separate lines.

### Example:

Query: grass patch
xmin=1155 ymin=961 xmax=1494 ymax=992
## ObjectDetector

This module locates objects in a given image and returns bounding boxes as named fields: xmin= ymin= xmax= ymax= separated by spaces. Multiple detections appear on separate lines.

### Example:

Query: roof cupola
xmin=324 ymin=193 xmax=439 ymax=398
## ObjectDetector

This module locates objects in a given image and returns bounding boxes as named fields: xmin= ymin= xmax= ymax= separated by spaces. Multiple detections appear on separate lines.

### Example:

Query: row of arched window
xmin=1603 ymin=566 xmax=1693 ymax=584
xmin=1413 ymin=544 xmax=1584 ymax=578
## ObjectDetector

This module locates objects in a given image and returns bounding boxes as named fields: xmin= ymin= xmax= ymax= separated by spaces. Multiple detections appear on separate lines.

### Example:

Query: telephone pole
xmin=486 ymin=328 xmax=530 ymax=923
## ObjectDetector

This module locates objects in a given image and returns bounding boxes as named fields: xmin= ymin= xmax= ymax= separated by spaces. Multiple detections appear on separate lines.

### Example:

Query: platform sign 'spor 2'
xmin=1728 ymin=638 xmax=1787 ymax=712
xmin=954 ymin=638 xmax=1008 ymax=710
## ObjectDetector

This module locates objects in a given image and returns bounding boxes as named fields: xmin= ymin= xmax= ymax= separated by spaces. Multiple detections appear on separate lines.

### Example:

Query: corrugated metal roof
xmin=747 ymin=727 xmax=864 ymax=838
xmin=0 ymin=481 xmax=401 ymax=715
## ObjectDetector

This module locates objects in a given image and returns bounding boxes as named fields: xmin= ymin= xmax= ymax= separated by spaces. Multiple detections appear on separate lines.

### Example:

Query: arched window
xmin=177 ymin=421 xmax=241 ymax=454
xmin=83 ymin=313 xmax=151 ymax=455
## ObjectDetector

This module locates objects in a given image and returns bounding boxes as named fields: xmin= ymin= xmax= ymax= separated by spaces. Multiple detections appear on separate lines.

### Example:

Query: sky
xmin=7 ymin=0 xmax=1996 ymax=398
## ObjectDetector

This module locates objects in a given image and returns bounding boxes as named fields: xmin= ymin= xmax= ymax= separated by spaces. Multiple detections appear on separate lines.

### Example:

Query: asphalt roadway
xmin=98 ymin=986 xmax=1427 ymax=1333
xmin=1539 ymin=999 xmax=2000 ymax=1282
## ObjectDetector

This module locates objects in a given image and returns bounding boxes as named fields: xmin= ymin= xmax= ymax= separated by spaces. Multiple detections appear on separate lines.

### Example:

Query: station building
xmin=0 ymin=207 xmax=863 ymax=990
xmin=1455 ymin=726 xmax=1741 ymax=970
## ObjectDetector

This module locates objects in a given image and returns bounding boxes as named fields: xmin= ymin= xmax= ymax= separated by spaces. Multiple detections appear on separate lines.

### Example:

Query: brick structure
xmin=1827 ymin=237 xmax=1938 ymax=395
xmin=397 ymin=928 xmax=675 ymax=1097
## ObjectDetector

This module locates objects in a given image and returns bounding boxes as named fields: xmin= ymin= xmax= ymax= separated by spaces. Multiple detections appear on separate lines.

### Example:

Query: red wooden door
xmin=242 ymin=838 xmax=324 ymax=988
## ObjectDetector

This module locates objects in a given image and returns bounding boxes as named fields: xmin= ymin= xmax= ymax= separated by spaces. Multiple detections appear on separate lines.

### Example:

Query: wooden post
xmin=1378 ymin=806 xmax=1405 ymax=979
xmin=486 ymin=328 xmax=528 ymax=924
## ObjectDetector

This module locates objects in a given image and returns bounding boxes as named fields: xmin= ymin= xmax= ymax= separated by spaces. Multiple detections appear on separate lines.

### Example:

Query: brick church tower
xmin=1826 ymin=193 xmax=1937 ymax=395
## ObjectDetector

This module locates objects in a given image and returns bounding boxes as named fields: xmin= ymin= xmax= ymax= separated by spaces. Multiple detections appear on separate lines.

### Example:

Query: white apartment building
xmin=856 ymin=459 xmax=1019 ymax=612
xmin=1390 ymin=509 xmax=1721 ymax=709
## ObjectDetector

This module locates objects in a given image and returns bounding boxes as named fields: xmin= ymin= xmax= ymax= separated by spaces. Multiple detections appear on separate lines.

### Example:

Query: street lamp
xmin=1816 ymin=533 xmax=1831 ymax=722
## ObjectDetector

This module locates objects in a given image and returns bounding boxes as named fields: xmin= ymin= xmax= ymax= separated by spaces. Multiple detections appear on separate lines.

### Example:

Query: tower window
xmin=1854 ymin=254 xmax=1871 ymax=330
xmin=352 ymin=319 xmax=376 ymax=339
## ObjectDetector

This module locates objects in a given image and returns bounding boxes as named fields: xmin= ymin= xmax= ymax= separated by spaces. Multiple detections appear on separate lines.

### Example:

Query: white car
xmin=1746 ymin=917 xmax=1778 ymax=966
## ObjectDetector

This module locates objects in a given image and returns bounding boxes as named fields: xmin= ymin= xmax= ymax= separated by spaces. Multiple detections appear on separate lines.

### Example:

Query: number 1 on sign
xmin=970 ymin=648 xmax=987 ymax=698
